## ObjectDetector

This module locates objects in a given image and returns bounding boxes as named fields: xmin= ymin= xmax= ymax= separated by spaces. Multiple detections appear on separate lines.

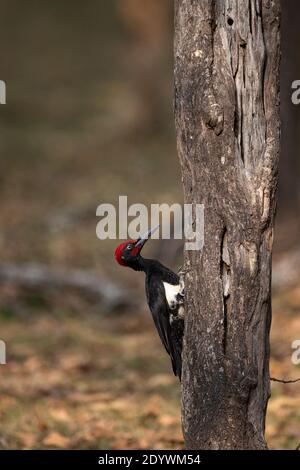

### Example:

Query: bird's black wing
xmin=146 ymin=277 xmax=182 ymax=379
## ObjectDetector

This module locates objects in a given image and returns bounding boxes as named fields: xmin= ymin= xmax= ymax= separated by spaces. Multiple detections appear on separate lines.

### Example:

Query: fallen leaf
xmin=158 ymin=415 xmax=179 ymax=427
xmin=43 ymin=432 xmax=70 ymax=448
xmin=16 ymin=432 xmax=36 ymax=449
xmin=49 ymin=408 xmax=72 ymax=423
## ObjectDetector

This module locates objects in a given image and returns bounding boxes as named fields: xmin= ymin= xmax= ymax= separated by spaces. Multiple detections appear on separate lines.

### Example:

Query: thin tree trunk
xmin=175 ymin=0 xmax=280 ymax=450
xmin=280 ymin=0 xmax=300 ymax=214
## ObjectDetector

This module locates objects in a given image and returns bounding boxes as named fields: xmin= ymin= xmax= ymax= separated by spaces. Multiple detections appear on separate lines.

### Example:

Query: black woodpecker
xmin=115 ymin=226 xmax=184 ymax=380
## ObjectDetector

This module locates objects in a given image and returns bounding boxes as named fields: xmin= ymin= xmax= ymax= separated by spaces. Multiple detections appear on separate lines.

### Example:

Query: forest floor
xmin=0 ymin=282 xmax=300 ymax=450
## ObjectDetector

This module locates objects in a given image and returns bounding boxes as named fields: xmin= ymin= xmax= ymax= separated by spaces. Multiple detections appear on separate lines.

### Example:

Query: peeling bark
xmin=175 ymin=0 xmax=280 ymax=449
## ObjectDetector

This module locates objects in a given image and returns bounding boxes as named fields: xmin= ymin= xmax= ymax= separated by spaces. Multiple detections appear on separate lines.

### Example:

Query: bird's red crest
xmin=114 ymin=226 xmax=159 ymax=267
xmin=114 ymin=240 xmax=137 ymax=266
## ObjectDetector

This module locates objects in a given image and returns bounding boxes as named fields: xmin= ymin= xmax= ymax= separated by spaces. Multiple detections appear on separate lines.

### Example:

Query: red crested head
xmin=114 ymin=240 xmax=139 ymax=266
xmin=114 ymin=225 xmax=159 ymax=269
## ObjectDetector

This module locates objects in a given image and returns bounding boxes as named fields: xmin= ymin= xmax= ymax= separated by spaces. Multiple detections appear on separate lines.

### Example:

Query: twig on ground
xmin=0 ymin=262 xmax=140 ymax=312
xmin=270 ymin=377 xmax=300 ymax=384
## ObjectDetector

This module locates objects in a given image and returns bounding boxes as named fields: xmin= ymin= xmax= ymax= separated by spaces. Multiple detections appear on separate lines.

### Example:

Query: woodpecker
xmin=114 ymin=226 xmax=184 ymax=380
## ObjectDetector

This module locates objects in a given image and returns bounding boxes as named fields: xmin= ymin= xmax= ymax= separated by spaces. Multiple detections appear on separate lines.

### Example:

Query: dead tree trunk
xmin=175 ymin=0 xmax=280 ymax=450
xmin=280 ymin=0 xmax=300 ymax=214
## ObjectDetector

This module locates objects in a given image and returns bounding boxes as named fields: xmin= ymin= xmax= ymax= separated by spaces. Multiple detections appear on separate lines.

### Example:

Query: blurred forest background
xmin=0 ymin=0 xmax=299 ymax=450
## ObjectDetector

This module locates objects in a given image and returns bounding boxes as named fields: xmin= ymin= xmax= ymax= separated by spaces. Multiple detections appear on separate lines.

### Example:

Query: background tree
xmin=175 ymin=0 xmax=281 ymax=449
xmin=279 ymin=0 xmax=300 ymax=216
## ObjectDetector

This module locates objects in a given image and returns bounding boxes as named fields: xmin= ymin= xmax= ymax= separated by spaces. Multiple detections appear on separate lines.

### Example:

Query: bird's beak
xmin=134 ymin=224 xmax=160 ymax=249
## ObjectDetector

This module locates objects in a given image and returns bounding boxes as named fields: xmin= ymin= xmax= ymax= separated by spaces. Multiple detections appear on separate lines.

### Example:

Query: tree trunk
xmin=174 ymin=0 xmax=280 ymax=450
xmin=279 ymin=0 xmax=300 ymax=214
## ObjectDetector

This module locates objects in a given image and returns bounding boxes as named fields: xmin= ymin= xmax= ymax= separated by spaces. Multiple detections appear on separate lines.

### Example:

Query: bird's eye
xmin=126 ymin=244 xmax=132 ymax=250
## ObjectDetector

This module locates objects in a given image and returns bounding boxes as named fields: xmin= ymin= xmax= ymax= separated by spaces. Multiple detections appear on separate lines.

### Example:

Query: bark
xmin=175 ymin=0 xmax=280 ymax=450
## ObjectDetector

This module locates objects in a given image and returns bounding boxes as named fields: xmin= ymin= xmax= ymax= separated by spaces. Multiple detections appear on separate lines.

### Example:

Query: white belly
xmin=163 ymin=282 xmax=181 ymax=309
